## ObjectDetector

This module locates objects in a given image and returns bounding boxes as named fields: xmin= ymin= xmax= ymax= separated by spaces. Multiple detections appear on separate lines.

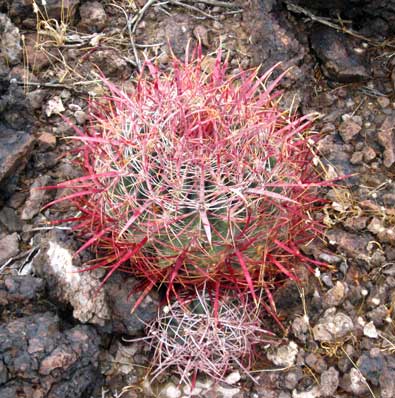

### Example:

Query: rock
xmin=320 ymin=367 xmax=339 ymax=396
xmin=90 ymin=50 xmax=130 ymax=79
xmin=0 ymin=207 xmax=22 ymax=232
xmin=21 ymin=175 xmax=51 ymax=220
xmin=323 ymin=281 xmax=347 ymax=307
xmin=193 ymin=25 xmax=210 ymax=47
xmin=37 ymin=132 xmax=56 ymax=150
xmin=0 ymin=78 xmax=33 ymax=130
xmin=363 ymin=146 xmax=376 ymax=162
xmin=45 ymin=96 xmax=65 ymax=117
xmin=291 ymin=316 xmax=309 ymax=343
xmin=338 ymin=118 xmax=362 ymax=143
xmin=0 ymin=128 xmax=35 ymax=185
xmin=74 ymin=110 xmax=87 ymax=125
xmin=225 ymin=370 xmax=241 ymax=385
xmin=284 ymin=369 xmax=303 ymax=390
xmin=311 ymin=26 xmax=369 ymax=82
xmin=0 ymin=312 xmax=100 ymax=398
xmin=347 ymin=368 xmax=369 ymax=396
xmin=33 ymin=230 xmax=159 ymax=334
xmin=160 ymin=382 xmax=182 ymax=398
xmin=78 ymin=1 xmax=107 ymax=32
xmin=381 ymin=368 xmax=395 ymax=398
xmin=350 ymin=151 xmax=363 ymax=165
xmin=363 ymin=321 xmax=378 ymax=339
xmin=0 ymin=13 xmax=22 ymax=66
xmin=326 ymin=229 xmax=372 ymax=264
xmin=378 ymin=115 xmax=395 ymax=168
xmin=358 ymin=350 xmax=385 ymax=387
xmin=26 ymin=89 xmax=46 ymax=110
xmin=267 ymin=341 xmax=298 ymax=367
xmin=367 ymin=217 xmax=395 ymax=246
xmin=305 ymin=353 xmax=327 ymax=374
xmin=0 ymin=275 xmax=45 ymax=304
xmin=21 ymin=33 xmax=51 ymax=73
xmin=243 ymin=0 xmax=308 ymax=85
xmin=312 ymin=308 xmax=354 ymax=342
xmin=292 ymin=386 xmax=321 ymax=398
xmin=10 ymin=0 xmax=80 ymax=23
xmin=0 ymin=233 xmax=19 ymax=264
xmin=378 ymin=97 xmax=390 ymax=108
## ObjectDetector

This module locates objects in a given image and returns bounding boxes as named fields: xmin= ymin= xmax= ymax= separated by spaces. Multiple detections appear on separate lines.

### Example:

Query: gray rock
xmin=33 ymin=230 xmax=159 ymax=334
xmin=0 ymin=14 xmax=22 ymax=66
xmin=378 ymin=115 xmax=395 ymax=168
xmin=0 ymin=232 xmax=18 ymax=264
xmin=21 ymin=175 xmax=51 ymax=220
xmin=78 ymin=1 xmax=107 ymax=32
xmin=267 ymin=341 xmax=298 ymax=367
xmin=312 ymin=308 xmax=354 ymax=342
xmin=323 ymin=281 xmax=347 ymax=308
xmin=0 ymin=312 xmax=100 ymax=398
xmin=347 ymin=368 xmax=369 ymax=396
xmin=311 ymin=26 xmax=369 ymax=82
xmin=0 ymin=275 xmax=45 ymax=304
xmin=0 ymin=207 xmax=22 ymax=232
xmin=0 ymin=128 xmax=34 ymax=185
xmin=320 ymin=367 xmax=339 ymax=396
xmin=10 ymin=0 xmax=80 ymax=23
xmin=338 ymin=118 xmax=362 ymax=143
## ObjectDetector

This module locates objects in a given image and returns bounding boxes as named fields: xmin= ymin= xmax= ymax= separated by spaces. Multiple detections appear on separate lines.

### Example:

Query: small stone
xmin=45 ymin=96 xmax=65 ymax=117
xmin=79 ymin=1 xmax=107 ymax=32
xmin=160 ymin=382 xmax=181 ymax=398
xmin=349 ymin=368 xmax=369 ymax=396
xmin=338 ymin=119 xmax=362 ymax=142
xmin=378 ymin=115 xmax=395 ymax=168
xmin=378 ymin=97 xmax=390 ymax=108
xmin=363 ymin=146 xmax=376 ymax=162
xmin=312 ymin=309 xmax=354 ymax=342
xmin=292 ymin=386 xmax=321 ymax=398
xmin=37 ymin=132 xmax=56 ymax=149
xmin=320 ymin=367 xmax=339 ymax=396
xmin=350 ymin=151 xmax=363 ymax=165
xmin=21 ymin=175 xmax=51 ymax=220
xmin=363 ymin=321 xmax=378 ymax=338
xmin=305 ymin=352 xmax=328 ymax=374
xmin=267 ymin=341 xmax=298 ymax=367
xmin=193 ymin=25 xmax=210 ymax=47
xmin=0 ymin=233 xmax=19 ymax=264
xmin=323 ymin=281 xmax=347 ymax=307
xmin=225 ymin=370 xmax=241 ymax=385
xmin=0 ymin=207 xmax=22 ymax=232
xmin=26 ymin=89 xmax=46 ymax=110
xmin=74 ymin=110 xmax=88 ymax=125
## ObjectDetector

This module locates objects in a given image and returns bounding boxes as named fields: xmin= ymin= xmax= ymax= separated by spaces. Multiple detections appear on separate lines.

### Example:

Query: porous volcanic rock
xmin=0 ymin=312 xmax=100 ymax=398
xmin=33 ymin=229 xmax=159 ymax=335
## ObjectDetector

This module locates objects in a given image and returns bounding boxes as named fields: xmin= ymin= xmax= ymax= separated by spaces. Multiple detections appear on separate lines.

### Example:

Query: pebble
xmin=338 ymin=119 xmax=362 ymax=142
xmin=225 ymin=370 xmax=241 ymax=385
xmin=363 ymin=321 xmax=378 ymax=339
xmin=312 ymin=309 xmax=354 ymax=342
xmin=0 ymin=232 xmax=19 ymax=264
xmin=323 ymin=281 xmax=346 ymax=307
xmin=37 ymin=132 xmax=56 ymax=150
xmin=320 ymin=367 xmax=339 ymax=396
xmin=267 ymin=341 xmax=298 ymax=367
xmin=349 ymin=368 xmax=369 ymax=396
xmin=21 ymin=175 xmax=51 ymax=220
xmin=377 ymin=96 xmax=390 ymax=108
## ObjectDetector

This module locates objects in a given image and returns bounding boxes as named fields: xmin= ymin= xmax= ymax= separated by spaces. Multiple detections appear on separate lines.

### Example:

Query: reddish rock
xmin=338 ymin=119 xmax=362 ymax=143
xmin=378 ymin=115 xmax=395 ymax=168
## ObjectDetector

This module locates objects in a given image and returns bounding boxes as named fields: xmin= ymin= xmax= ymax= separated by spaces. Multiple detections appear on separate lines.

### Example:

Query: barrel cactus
xmin=47 ymin=47 xmax=327 ymax=306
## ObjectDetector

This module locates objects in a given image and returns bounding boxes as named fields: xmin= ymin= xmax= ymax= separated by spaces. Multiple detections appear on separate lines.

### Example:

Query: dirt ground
xmin=1 ymin=1 xmax=395 ymax=397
